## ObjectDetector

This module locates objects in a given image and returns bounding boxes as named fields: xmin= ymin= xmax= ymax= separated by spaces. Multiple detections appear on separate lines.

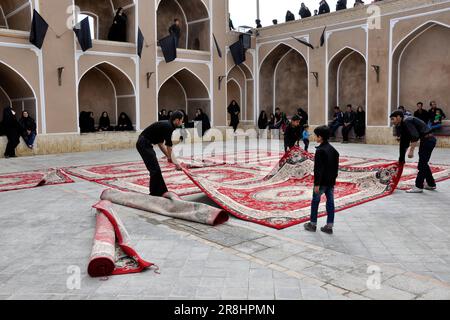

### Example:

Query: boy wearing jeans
xmin=304 ymin=126 xmax=340 ymax=234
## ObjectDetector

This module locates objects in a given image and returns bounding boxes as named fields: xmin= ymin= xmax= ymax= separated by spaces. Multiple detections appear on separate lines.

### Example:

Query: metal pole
xmin=256 ymin=0 xmax=260 ymax=20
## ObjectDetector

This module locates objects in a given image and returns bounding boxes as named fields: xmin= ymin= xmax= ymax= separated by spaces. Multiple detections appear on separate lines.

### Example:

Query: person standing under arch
xmin=227 ymin=100 xmax=240 ymax=133
xmin=108 ymin=7 xmax=128 ymax=42
xmin=169 ymin=18 xmax=182 ymax=48
xmin=2 ymin=106 xmax=21 ymax=158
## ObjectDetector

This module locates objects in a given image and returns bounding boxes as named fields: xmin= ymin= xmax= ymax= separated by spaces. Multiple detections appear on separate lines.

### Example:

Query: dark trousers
xmin=416 ymin=137 xmax=437 ymax=189
xmin=4 ymin=133 xmax=20 ymax=157
xmin=310 ymin=186 xmax=335 ymax=226
xmin=136 ymin=135 xmax=168 ymax=197
xmin=342 ymin=125 xmax=353 ymax=142
xmin=329 ymin=122 xmax=342 ymax=137
xmin=303 ymin=139 xmax=310 ymax=152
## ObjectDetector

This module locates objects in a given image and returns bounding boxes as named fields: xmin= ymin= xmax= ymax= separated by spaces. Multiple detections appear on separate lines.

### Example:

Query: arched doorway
xmin=157 ymin=0 xmax=210 ymax=51
xmin=227 ymin=63 xmax=254 ymax=122
xmin=259 ymin=43 xmax=308 ymax=117
xmin=74 ymin=0 xmax=135 ymax=42
xmin=158 ymin=68 xmax=210 ymax=120
xmin=328 ymin=47 xmax=366 ymax=120
xmin=78 ymin=62 xmax=136 ymax=130
xmin=391 ymin=22 xmax=450 ymax=115
xmin=0 ymin=61 xmax=37 ymax=130
xmin=0 ymin=0 xmax=32 ymax=31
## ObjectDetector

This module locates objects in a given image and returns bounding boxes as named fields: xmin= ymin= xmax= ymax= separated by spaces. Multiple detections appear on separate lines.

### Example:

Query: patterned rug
xmin=88 ymin=200 xmax=157 ymax=278
xmin=182 ymin=147 xmax=403 ymax=229
xmin=0 ymin=169 xmax=74 ymax=192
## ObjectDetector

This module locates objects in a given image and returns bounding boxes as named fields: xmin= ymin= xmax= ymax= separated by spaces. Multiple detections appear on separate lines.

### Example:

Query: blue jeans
xmin=23 ymin=132 xmax=36 ymax=147
xmin=310 ymin=186 xmax=335 ymax=226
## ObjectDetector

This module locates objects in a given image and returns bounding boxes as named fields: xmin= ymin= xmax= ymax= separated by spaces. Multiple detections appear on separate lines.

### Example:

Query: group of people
xmin=245 ymin=0 xmax=385 ymax=28
xmin=159 ymin=108 xmax=211 ymax=138
xmin=398 ymin=101 xmax=446 ymax=132
xmin=79 ymin=111 xmax=134 ymax=133
xmin=329 ymin=105 xmax=366 ymax=143
xmin=1 ymin=106 xmax=37 ymax=158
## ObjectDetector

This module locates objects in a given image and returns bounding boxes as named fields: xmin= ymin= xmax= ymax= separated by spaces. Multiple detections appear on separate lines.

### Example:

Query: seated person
xmin=329 ymin=106 xmax=344 ymax=137
xmin=79 ymin=111 xmax=96 ymax=133
xmin=19 ymin=111 xmax=37 ymax=149
xmin=116 ymin=112 xmax=133 ymax=131
xmin=429 ymin=109 xmax=444 ymax=131
xmin=98 ymin=111 xmax=112 ymax=132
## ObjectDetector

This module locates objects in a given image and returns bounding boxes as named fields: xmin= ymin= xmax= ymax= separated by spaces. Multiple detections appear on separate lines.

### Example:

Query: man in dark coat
xmin=342 ymin=104 xmax=356 ymax=143
xmin=137 ymin=111 xmax=184 ymax=197
xmin=391 ymin=111 xmax=437 ymax=193
xmin=2 ymin=106 xmax=21 ymax=158
xmin=413 ymin=102 xmax=430 ymax=124
xmin=304 ymin=126 xmax=340 ymax=234
xmin=336 ymin=0 xmax=347 ymax=11
xmin=169 ymin=19 xmax=182 ymax=48
xmin=284 ymin=115 xmax=302 ymax=152
xmin=319 ymin=0 xmax=331 ymax=15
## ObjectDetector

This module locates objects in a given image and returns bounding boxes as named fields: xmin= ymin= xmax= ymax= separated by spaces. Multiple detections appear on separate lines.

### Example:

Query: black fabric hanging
xmin=213 ymin=33 xmax=222 ymax=58
xmin=230 ymin=40 xmax=245 ymax=66
xmin=29 ymin=9 xmax=49 ymax=49
xmin=137 ymin=28 xmax=144 ymax=58
xmin=159 ymin=35 xmax=177 ymax=63
xmin=74 ymin=17 xmax=93 ymax=52
xmin=292 ymin=36 xmax=314 ymax=50
xmin=320 ymin=26 xmax=327 ymax=47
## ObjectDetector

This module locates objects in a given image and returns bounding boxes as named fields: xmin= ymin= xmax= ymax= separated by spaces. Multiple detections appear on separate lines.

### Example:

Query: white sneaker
xmin=424 ymin=184 xmax=437 ymax=191
xmin=406 ymin=187 xmax=424 ymax=193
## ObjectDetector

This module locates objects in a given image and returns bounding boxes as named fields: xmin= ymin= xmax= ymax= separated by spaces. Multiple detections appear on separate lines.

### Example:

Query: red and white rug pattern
xmin=183 ymin=148 xmax=403 ymax=229
xmin=0 ymin=169 xmax=74 ymax=192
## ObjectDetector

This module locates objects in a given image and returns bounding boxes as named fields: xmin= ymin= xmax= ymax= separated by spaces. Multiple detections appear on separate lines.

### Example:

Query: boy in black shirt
xmin=304 ymin=126 xmax=340 ymax=235
xmin=284 ymin=115 xmax=302 ymax=152
xmin=137 ymin=111 xmax=184 ymax=197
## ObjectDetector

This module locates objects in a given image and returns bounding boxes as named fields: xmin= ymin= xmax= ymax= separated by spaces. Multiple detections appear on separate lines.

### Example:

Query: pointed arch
xmin=0 ymin=59 xmax=38 ymax=131
xmin=78 ymin=62 xmax=136 ymax=129
xmin=328 ymin=46 xmax=367 ymax=120
xmin=259 ymin=43 xmax=309 ymax=116
xmin=158 ymin=68 xmax=210 ymax=121
xmin=0 ymin=0 xmax=32 ymax=31
xmin=391 ymin=21 xmax=450 ymax=115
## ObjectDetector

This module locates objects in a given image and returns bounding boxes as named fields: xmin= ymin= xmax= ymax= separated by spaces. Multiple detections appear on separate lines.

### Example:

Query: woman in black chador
xmin=258 ymin=111 xmax=268 ymax=129
xmin=194 ymin=108 xmax=211 ymax=137
xmin=2 ymin=106 xmax=21 ymax=158
xmin=98 ymin=111 xmax=112 ymax=132
xmin=108 ymin=7 xmax=127 ymax=42
xmin=354 ymin=106 xmax=366 ymax=139
xmin=116 ymin=112 xmax=133 ymax=131
xmin=227 ymin=100 xmax=240 ymax=132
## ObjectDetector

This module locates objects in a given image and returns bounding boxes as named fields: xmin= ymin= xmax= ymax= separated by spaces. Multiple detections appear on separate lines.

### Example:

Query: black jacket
xmin=343 ymin=111 xmax=356 ymax=125
xmin=314 ymin=142 xmax=340 ymax=187
xmin=284 ymin=124 xmax=302 ymax=148
xmin=299 ymin=7 xmax=312 ymax=18
xmin=336 ymin=0 xmax=347 ymax=11
xmin=414 ymin=109 xmax=430 ymax=124
xmin=397 ymin=116 xmax=432 ymax=162
xmin=319 ymin=1 xmax=331 ymax=15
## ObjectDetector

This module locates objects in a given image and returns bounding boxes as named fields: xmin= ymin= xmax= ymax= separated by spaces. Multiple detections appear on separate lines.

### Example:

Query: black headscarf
xmin=258 ymin=111 xmax=268 ymax=129
xmin=2 ymin=106 xmax=20 ymax=134
xmin=117 ymin=112 xmax=133 ymax=131
xmin=99 ymin=112 xmax=111 ymax=130
xmin=195 ymin=108 xmax=211 ymax=137
xmin=108 ymin=8 xmax=127 ymax=42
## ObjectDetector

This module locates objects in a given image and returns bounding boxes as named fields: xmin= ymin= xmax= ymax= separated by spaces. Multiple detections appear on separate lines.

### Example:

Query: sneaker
xmin=321 ymin=226 xmax=333 ymax=235
xmin=406 ymin=187 xmax=424 ymax=193
xmin=424 ymin=184 xmax=437 ymax=191
xmin=304 ymin=223 xmax=317 ymax=232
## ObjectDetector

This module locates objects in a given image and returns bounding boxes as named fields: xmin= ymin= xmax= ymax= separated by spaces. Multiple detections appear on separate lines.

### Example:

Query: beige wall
xmin=158 ymin=77 xmax=186 ymax=113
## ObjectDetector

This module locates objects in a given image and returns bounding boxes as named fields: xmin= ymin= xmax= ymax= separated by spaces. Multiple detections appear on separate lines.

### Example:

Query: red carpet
xmin=0 ymin=169 xmax=74 ymax=192
xmin=182 ymin=147 xmax=403 ymax=229
xmin=88 ymin=200 xmax=156 ymax=278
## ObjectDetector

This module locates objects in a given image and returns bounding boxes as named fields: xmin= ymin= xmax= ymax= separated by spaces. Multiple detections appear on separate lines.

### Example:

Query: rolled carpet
xmin=88 ymin=200 xmax=155 ymax=278
xmin=100 ymin=188 xmax=229 ymax=226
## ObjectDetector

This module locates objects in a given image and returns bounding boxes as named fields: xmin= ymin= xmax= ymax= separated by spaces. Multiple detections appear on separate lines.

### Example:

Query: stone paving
xmin=0 ymin=139 xmax=449 ymax=300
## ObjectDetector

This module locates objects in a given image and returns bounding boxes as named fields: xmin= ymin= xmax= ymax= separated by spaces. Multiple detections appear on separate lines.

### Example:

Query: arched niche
xmin=74 ymin=0 xmax=135 ymax=42
xmin=392 ymin=22 xmax=450 ymax=115
xmin=0 ymin=0 xmax=32 ymax=31
xmin=259 ymin=43 xmax=308 ymax=117
xmin=157 ymin=0 xmax=210 ymax=51
xmin=328 ymin=47 xmax=366 ymax=119
xmin=227 ymin=63 xmax=254 ymax=122
xmin=0 ymin=60 xmax=37 ymax=129
xmin=78 ymin=62 xmax=136 ymax=128
xmin=158 ymin=68 xmax=210 ymax=120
